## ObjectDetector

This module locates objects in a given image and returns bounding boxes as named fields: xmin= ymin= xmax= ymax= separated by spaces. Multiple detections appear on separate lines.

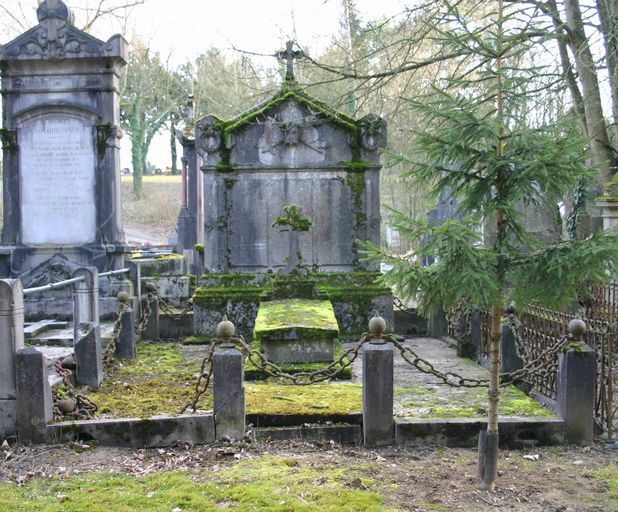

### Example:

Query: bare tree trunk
xmin=564 ymin=0 xmax=616 ymax=184
xmin=131 ymin=139 xmax=145 ymax=199
xmin=596 ymin=0 xmax=618 ymax=144
xmin=170 ymin=120 xmax=178 ymax=175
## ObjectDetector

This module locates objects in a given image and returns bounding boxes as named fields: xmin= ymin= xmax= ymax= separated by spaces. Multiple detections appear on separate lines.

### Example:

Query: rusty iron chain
xmin=180 ymin=338 xmax=220 ymax=414
xmin=102 ymin=300 xmax=128 ymax=368
xmin=393 ymin=297 xmax=416 ymax=316
xmin=389 ymin=332 xmax=572 ymax=389
xmin=52 ymin=360 xmax=98 ymax=421
xmin=158 ymin=293 xmax=194 ymax=322
xmin=446 ymin=302 xmax=472 ymax=341
xmin=135 ymin=289 xmax=156 ymax=335
xmin=180 ymin=332 xmax=372 ymax=413
xmin=236 ymin=333 xmax=371 ymax=385
xmin=505 ymin=312 xmax=529 ymax=363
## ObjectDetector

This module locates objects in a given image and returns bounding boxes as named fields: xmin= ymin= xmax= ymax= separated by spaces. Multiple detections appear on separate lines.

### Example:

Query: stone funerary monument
xmin=0 ymin=0 xmax=128 ymax=282
xmin=180 ymin=44 xmax=393 ymax=337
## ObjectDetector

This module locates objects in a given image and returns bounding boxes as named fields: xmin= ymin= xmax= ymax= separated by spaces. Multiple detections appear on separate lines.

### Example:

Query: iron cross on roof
xmin=276 ymin=41 xmax=304 ymax=82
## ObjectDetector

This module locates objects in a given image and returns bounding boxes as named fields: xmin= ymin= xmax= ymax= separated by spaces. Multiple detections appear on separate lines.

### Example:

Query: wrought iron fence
xmin=475 ymin=289 xmax=616 ymax=435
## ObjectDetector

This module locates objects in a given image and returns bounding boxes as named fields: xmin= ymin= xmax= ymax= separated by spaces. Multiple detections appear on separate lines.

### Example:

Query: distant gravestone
xmin=0 ymin=0 xmax=129 ymax=280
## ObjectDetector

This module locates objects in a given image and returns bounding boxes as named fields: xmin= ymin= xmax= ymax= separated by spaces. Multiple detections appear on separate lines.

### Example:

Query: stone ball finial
xmin=368 ymin=314 xmax=386 ymax=337
xmin=145 ymin=281 xmax=157 ymax=293
xmin=117 ymin=291 xmax=129 ymax=304
xmin=568 ymin=318 xmax=586 ymax=337
xmin=505 ymin=302 xmax=516 ymax=315
xmin=216 ymin=315 xmax=236 ymax=341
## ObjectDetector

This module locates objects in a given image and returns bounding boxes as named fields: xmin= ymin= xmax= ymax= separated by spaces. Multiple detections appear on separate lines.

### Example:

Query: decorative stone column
xmin=596 ymin=196 xmax=618 ymax=230
xmin=0 ymin=279 xmax=24 ymax=436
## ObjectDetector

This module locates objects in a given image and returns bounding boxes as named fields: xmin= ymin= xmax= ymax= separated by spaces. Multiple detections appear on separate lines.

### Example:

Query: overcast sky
xmin=0 ymin=0 xmax=407 ymax=168
xmin=102 ymin=0 xmax=407 ymax=168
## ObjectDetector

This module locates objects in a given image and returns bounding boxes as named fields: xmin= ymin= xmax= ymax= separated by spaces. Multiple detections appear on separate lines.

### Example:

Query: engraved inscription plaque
xmin=18 ymin=113 xmax=96 ymax=245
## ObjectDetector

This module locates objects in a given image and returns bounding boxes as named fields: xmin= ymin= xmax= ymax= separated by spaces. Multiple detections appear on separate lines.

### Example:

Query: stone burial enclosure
xmin=0 ymin=2 xmax=601 ymax=451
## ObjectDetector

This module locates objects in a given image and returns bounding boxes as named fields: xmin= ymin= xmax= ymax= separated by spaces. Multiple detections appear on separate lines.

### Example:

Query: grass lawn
xmin=121 ymin=175 xmax=182 ymax=242
xmin=0 ymin=455 xmax=391 ymax=511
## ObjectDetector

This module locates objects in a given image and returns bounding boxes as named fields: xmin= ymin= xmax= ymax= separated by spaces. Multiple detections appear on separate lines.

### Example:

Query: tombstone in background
xmin=0 ymin=0 xmax=129 ymax=281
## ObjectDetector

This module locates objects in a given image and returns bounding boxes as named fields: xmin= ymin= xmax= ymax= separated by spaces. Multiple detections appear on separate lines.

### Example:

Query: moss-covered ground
xmin=90 ymin=342 xmax=550 ymax=420
xmin=0 ymin=443 xmax=615 ymax=511
xmin=394 ymin=384 xmax=553 ymax=419
xmin=0 ymin=455 xmax=392 ymax=512
xmin=91 ymin=343 xmax=360 ymax=418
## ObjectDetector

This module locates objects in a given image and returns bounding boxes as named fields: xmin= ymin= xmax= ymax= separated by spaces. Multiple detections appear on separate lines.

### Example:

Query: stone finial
xmin=505 ymin=302 xmax=516 ymax=315
xmin=37 ymin=0 xmax=72 ymax=25
xmin=117 ymin=291 xmax=129 ymax=304
xmin=368 ymin=314 xmax=386 ymax=342
xmin=276 ymin=40 xmax=304 ymax=82
xmin=216 ymin=315 xmax=236 ymax=345
xmin=568 ymin=318 xmax=586 ymax=340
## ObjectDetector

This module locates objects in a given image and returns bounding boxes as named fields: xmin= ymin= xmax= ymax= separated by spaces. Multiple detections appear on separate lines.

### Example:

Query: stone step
xmin=24 ymin=319 xmax=69 ymax=338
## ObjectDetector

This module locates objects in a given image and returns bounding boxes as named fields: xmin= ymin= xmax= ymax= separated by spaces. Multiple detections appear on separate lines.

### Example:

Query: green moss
xmin=90 ymin=343 xmax=359 ymax=418
xmin=395 ymin=385 xmax=554 ymax=419
xmin=224 ymin=177 xmax=237 ymax=189
xmin=0 ymin=456 xmax=390 ymax=511
xmin=246 ymin=382 xmax=361 ymax=415
xmin=223 ymin=88 xmax=358 ymax=138
xmin=346 ymin=172 xmax=366 ymax=198
xmin=91 ymin=343 xmax=208 ymax=418
xmin=272 ymin=204 xmax=312 ymax=232
xmin=194 ymin=243 xmax=204 ymax=254
xmin=181 ymin=335 xmax=213 ymax=345
xmin=562 ymin=341 xmax=589 ymax=354
xmin=215 ymin=161 xmax=234 ymax=172
xmin=593 ymin=467 xmax=618 ymax=507
xmin=254 ymin=299 xmax=339 ymax=341
xmin=343 ymin=161 xmax=370 ymax=171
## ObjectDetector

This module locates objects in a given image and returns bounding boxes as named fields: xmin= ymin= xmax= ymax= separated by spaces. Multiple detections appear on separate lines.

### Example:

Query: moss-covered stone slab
xmin=254 ymin=299 xmax=339 ymax=363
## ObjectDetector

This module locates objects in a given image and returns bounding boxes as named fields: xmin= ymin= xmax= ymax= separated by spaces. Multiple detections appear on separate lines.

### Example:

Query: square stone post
xmin=0 ymin=279 xmax=24 ymax=437
xmin=72 ymin=267 xmax=100 ymax=341
xmin=428 ymin=308 xmax=447 ymax=337
xmin=557 ymin=343 xmax=596 ymax=445
xmin=15 ymin=348 xmax=52 ymax=444
xmin=213 ymin=346 xmax=245 ymax=439
xmin=500 ymin=324 xmax=524 ymax=374
xmin=363 ymin=339 xmax=394 ymax=447
xmin=74 ymin=322 xmax=103 ymax=389
xmin=115 ymin=304 xmax=136 ymax=360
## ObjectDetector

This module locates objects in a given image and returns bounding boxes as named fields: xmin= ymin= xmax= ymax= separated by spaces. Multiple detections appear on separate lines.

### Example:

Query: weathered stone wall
xmin=193 ymin=89 xmax=385 ymax=274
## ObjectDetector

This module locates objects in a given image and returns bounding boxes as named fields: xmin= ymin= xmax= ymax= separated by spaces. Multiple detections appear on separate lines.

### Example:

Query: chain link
xmin=52 ymin=360 xmax=98 ymax=421
xmin=158 ymin=294 xmax=194 ymax=322
xmin=180 ymin=338 xmax=220 ymax=414
xmin=180 ymin=333 xmax=372 ymax=413
xmin=135 ymin=289 xmax=156 ymax=335
xmin=393 ymin=297 xmax=416 ymax=316
xmin=446 ymin=302 xmax=472 ymax=341
xmin=102 ymin=300 xmax=128 ymax=368
xmin=389 ymin=332 xmax=572 ymax=389
xmin=506 ymin=312 xmax=529 ymax=363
